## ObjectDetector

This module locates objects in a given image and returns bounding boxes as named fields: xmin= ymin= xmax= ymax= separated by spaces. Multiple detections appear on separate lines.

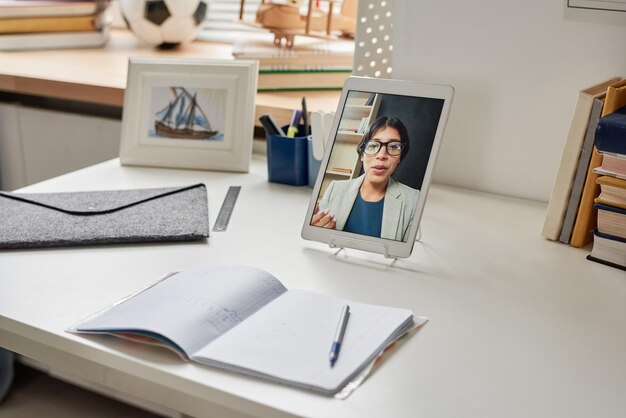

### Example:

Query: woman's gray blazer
xmin=318 ymin=175 xmax=420 ymax=241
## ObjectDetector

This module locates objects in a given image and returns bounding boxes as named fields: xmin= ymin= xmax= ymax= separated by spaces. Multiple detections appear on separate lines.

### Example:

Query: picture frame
xmin=119 ymin=57 xmax=258 ymax=172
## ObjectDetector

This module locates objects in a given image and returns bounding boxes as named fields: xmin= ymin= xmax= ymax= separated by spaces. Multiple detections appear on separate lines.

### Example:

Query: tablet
xmin=301 ymin=77 xmax=454 ymax=258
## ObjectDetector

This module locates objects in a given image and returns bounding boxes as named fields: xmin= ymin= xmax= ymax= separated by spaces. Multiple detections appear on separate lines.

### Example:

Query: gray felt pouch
xmin=0 ymin=183 xmax=209 ymax=249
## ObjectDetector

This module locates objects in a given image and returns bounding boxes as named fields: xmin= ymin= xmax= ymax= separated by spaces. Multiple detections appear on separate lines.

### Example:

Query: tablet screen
xmin=302 ymin=78 xmax=452 ymax=257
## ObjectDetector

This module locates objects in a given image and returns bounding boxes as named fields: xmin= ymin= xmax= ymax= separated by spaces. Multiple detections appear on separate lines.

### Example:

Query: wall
xmin=392 ymin=0 xmax=626 ymax=201
xmin=377 ymin=94 xmax=445 ymax=190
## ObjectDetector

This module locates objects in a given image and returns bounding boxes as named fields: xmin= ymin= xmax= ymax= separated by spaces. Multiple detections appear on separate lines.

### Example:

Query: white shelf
xmin=342 ymin=105 xmax=372 ymax=119
xmin=336 ymin=130 xmax=363 ymax=143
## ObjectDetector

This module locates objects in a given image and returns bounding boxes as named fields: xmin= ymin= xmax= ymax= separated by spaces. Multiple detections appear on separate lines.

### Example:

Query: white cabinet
xmin=0 ymin=103 xmax=121 ymax=190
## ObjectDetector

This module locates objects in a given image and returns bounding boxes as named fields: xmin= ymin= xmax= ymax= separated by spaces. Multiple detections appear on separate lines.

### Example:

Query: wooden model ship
xmin=239 ymin=0 xmax=356 ymax=47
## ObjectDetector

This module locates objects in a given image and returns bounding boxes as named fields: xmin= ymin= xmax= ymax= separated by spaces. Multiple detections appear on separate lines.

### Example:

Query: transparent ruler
xmin=213 ymin=186 xmax=241 ymax=232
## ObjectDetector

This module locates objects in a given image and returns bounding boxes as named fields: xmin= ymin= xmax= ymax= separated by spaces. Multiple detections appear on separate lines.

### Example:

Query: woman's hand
xmin=311 ymin=204 xmax=336 ymax=229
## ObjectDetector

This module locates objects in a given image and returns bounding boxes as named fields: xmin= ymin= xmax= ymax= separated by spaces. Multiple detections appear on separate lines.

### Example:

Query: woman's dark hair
xmin=356 ymin=116 xmax=410 ymax=161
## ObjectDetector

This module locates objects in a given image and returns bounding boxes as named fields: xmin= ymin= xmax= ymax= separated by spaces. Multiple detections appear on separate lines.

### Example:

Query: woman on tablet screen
xmin=312 ymin=116 xmax=419 ymax=241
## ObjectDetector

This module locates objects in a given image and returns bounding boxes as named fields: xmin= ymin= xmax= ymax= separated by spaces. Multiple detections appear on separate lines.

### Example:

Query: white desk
xmin=1 ymin=156 xmax=624 ymax=418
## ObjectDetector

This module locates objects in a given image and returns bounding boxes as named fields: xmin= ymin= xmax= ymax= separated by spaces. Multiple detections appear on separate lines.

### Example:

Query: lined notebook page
xmin=75 ymin=265 xmax=287 ymax=356
xmin=192 ymin=289 xmax=414 ymax=394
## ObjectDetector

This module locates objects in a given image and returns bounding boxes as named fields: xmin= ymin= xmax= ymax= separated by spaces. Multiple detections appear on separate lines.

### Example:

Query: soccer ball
xmin=120 ymin=0 xmax=208 ymax=48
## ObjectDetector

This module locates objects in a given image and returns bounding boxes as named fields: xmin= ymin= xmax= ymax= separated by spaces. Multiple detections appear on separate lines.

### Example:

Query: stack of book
xmin=542 ymin=78 xmax=625 ymax=244
xmin=587 ymin=105 xmax=626 ymax=270
xmin=232 ymin=33 xmax=353 ymax=92
xmin=543 ymin=76 xmax=626 ymax=270
xmin=0 ymin=0 xmax=111 ymax=51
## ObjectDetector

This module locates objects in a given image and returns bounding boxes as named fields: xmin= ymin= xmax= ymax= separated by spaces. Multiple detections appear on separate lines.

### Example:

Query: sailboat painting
xmin=148 ymin=86 xmax=226 ymax=141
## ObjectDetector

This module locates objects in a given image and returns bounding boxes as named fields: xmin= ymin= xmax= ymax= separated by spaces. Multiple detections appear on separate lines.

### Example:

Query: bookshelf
xmin=0 ymin=29 xmax=341 ymax=190
xmin=0 ymin=29 xmax=341 ymax=125
xmin=321 ymin=91 xmax=380 ymax=197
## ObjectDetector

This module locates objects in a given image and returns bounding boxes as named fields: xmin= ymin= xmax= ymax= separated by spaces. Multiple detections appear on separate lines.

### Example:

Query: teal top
xmin=318 ymin=175 xmax=420 ymax=241
xmin=344 ymin=193 xmax=385 ymax=237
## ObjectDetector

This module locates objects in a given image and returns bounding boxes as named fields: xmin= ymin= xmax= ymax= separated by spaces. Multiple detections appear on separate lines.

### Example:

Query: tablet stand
xmin=328 ymin=236 xmax=394 ymax=259
xmin=329 ymin=245 xmax=399 ymax=268
xmin=327 ymin=226 xmax=422 ymax=268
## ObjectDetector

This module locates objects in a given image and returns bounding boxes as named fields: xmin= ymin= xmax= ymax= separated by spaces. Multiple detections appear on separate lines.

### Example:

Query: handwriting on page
xmin=79 ymin=265 xmax=287 ymax=356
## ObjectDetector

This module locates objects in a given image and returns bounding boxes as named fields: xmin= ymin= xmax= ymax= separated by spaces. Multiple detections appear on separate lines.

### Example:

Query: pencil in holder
xmin=267 ymin=124 xmax=309 ymax=186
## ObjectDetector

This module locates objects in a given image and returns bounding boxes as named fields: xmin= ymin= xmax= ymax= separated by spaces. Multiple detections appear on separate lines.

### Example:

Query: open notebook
xmin=69 ymin=265 xmax=424 ymax=396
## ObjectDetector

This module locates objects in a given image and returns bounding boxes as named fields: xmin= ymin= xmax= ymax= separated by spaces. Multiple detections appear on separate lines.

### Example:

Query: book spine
xmin=594 ymin=198 xmax=626 ymax=210
xmin=542 ymin=92 xmax=595 ymax=240
xmin=592 ymin=210 xmax=626 ymax=250
xmin=595 ymin=109 xmax=626 ymax=156
xmin=601 ymin=81 xmax=626 ymax=117
xmin=258 ymin=69 xmax=352 ymax=75
xmin=559 ymin=97 xmax=604 ymax=243
xmin=257 ymin=87 xmax=344 ymax=92
xmin=570 ymin=147 xmax=602 ymax=247
xmin=0 ymin=14 xmax=96 ymax=34
xmin=595 ymin=175 xmax=626 ymax=210
xmin=259 ymin=65 xmax=353 ymax=72
xmin=587 ymin=255 xmax=626 ymax=271
xmin=570 ymin=78 xmax=626 ymax=247
xmin=0 ymin=2 xmax=98 ymax=19
xmin=593 ymin=154 xmax=626 ymax=180
xmin=257 ymin=71 xmax=350 ymax=91
xmin=587 ymin=230 xmax=626 ymax=271
xmin=593 ymin=228 xmax=626 ymax=243
xmin=0 ymin=26 xmax=109 ymax=51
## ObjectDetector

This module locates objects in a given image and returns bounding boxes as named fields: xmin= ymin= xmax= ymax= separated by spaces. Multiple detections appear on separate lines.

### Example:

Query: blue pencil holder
xmin=267 ymin=125 xmax=309 ymax=186
xmin=307 ymin=137 xmax=322 ymax=188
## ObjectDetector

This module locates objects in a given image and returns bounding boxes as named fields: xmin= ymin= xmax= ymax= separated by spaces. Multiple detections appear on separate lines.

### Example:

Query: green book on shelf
xmin=257 ymin=68 xmax=352 ymax=92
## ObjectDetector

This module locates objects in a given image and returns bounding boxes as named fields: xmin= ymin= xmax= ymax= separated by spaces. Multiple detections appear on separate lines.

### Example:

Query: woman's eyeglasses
xmin=363 ymin=140 xmax=403 ymax=156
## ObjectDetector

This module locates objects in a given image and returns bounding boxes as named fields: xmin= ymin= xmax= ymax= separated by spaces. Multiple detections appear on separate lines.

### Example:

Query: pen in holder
xmin=267 ymin=124 xmax=310 ymax=186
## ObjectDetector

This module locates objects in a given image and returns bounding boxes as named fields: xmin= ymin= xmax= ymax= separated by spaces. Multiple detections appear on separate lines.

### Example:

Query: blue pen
xmin=329 ymin=305 xmax=350 ymax=367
